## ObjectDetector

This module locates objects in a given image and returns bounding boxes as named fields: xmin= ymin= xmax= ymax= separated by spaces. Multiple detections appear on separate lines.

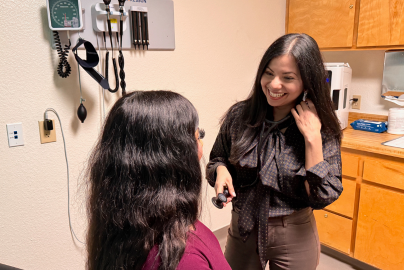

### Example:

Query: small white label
xmin=130 ymin=6 xmax=148 ymax=12
xmin=364 ymin=120 xmax=382 ymax=124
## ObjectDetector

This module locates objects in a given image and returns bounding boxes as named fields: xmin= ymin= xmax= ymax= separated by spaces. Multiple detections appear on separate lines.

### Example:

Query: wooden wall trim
xmin=285 ymin=0 xmax=290 ymax=33
xmin=351 ymin=0 xmax=361 ymax=50
xmin=350 ymin=157 xmax=363 ymax=256
xmin=348 ymin=112 xmax=388 ymax=123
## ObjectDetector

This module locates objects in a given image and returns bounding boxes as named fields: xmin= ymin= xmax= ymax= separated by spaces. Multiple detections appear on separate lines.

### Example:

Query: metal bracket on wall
xmin=50 ymin=0 xmax=175 ymax=51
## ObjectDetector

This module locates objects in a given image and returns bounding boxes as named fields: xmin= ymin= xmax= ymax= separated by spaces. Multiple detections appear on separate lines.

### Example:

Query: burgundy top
xmin=142 ymin=220 xmax=231 ymax=270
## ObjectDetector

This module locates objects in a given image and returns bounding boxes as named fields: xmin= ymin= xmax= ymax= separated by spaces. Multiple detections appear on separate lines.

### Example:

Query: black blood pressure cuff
xmin=72 ymin=38 xmax=110 ymax=90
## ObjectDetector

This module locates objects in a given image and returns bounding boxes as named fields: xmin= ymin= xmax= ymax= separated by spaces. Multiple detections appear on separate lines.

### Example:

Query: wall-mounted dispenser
xmin=381 ymin=50 xmax=404 ymax=106
xmin=325 ymin=63 xmax=352 ymax=130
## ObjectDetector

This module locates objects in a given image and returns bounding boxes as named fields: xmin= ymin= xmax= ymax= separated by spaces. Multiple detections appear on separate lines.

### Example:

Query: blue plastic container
xmin=350 ymin=119 xmax=388 ymax=133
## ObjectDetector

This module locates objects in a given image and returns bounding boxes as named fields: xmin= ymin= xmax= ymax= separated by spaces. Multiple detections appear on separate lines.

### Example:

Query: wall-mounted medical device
xmin=49 ymin=0 xmax=175 ymax=51
xmin=130 ymin=6 xmax=149 ymax=50
xmin=46 ymin=0 xmax=84 ymax=31
xmin=45 ymin=0 xmax=175 ymax=123
xmin=324 ymin=63 xmax=352 ymax=130
xmin=46 ymin=0 xmax=85 ymax=79
xmin=91 ymin=3 xmax=128 ymax=33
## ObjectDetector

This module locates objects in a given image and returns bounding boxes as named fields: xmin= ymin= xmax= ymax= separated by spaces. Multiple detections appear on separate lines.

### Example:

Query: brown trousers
xmin=224 ymin=208 xmax=320 ymax=270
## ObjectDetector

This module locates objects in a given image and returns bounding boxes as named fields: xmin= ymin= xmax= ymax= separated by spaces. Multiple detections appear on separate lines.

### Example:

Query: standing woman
xmin=206 ymin=33 xmax=343 ymax=270
xmin=86 ymin=91 xmax=231 ymax=270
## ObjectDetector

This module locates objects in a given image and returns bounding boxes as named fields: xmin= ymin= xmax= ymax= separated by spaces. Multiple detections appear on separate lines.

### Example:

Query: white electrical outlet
xmin=6 ymin=123 xmax=24 ymax=147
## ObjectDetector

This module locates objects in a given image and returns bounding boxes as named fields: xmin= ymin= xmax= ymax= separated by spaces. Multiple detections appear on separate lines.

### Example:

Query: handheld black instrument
xmin=103 ymin=0 xmax=120 ymax=93
xmin=212 ymin=189 xmax=231 ymax=209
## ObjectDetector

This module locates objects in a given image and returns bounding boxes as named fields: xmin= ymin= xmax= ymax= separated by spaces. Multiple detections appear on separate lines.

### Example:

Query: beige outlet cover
xmin=352 ymin=95 xmax=361 ymax=110
xmin=38 ymin=120 xmax=56 ymax=144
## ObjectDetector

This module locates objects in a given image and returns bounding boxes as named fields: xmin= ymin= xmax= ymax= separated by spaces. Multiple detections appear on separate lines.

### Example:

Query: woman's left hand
xmin=291 ymin=98 xmax=321 ymax=141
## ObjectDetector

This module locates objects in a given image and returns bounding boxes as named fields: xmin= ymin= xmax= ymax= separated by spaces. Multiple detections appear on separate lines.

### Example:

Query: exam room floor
xmin=213 ymin=226 xmax=380 ymax=270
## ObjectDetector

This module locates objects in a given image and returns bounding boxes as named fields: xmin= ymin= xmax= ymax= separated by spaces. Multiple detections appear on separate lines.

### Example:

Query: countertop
xmin=341 ymin=112 xmax=404 ymax=159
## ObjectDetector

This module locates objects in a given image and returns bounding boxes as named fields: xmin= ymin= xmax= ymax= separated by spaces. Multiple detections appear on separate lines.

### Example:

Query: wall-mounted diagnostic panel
xmin=45 ymin=0 xmax=175 ymax=123
xmin=48 ymin=0 xmax=175 ymax=50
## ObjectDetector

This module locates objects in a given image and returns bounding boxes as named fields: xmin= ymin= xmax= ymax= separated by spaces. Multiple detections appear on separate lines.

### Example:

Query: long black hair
xmin=86 ymin=91 xmax=202 ymax=270
xmin=226 ymin=33 xmax=342 ymax=164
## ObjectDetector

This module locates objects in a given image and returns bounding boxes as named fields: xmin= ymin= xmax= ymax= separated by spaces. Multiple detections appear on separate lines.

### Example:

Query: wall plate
xmin=352 ymin=95 xmax=361 ymax=110
xmin=6 ymin=123 xmax=24 ymax=147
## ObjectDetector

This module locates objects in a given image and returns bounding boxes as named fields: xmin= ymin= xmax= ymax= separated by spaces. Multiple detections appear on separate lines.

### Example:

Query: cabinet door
xmin=357 ymin=0 xmax=404 ymax=47
xmin=341 ymin=153 xmax=359 ymax=178
xmin=325 ymin=178 xmax=356 ymax=218
xmin=355 ymin=184 xmax=404 ymax=269
xmin=363 ymin=158 xmax=404 ymax=190
xmin=287 ymin=0 xmax=356 ymax=48
xmin=314 ymin=210 xmax=352 ymax=254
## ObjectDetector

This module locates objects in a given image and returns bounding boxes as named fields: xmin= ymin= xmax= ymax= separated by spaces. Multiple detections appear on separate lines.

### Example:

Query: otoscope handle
xmin=212 ymin=189 xmax=231 ymax=209
xmin=105 ymin=51 xmax=109 ymax=78
xmin=107 ymin=20 xmax=114 ymax=49
xmin=108 ymin=58 xmax=119 ymax=93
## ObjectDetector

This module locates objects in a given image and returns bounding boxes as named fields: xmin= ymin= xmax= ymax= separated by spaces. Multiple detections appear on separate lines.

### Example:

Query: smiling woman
xmin=260 ymin=54 xmax=304 ymax=120
xmin=206 ymin=33 xmax=343 ymax=270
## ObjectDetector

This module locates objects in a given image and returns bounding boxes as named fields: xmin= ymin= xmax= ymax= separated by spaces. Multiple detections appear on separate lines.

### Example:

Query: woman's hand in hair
xmin=215 ymin=165 xmax=236 ymax=206
xmin=292 ymin=98 xmax=324 ymax=197
xmin=291 ymin=98 xmax=321 ymax=141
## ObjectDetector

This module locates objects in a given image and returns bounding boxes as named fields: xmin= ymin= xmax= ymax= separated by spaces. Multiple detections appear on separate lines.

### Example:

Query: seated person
xmin=86 ymin=90 xmax=231 ymax=270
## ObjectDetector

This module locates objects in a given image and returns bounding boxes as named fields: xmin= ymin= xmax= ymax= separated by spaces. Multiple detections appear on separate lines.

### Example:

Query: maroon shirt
xmin=142 ymin=220 xmax=231 ymax=270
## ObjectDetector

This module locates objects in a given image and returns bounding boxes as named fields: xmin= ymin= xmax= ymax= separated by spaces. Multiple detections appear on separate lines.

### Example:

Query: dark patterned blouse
xmin=206 ymin=104 xmax=343 ymax=269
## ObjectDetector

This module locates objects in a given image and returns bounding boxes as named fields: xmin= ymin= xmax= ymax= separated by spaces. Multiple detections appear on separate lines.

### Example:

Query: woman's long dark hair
xmin=86 ymin=91 xmax=202 ymax=270
xmin=227 ymin=33 xmax=342 ymax=163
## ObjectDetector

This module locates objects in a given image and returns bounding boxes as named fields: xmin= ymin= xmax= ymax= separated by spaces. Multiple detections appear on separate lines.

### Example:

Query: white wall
xmin=322 ymin=50 xmax=398 ymax=115
xmin=0 ymin=1 xmax=286 ymax=269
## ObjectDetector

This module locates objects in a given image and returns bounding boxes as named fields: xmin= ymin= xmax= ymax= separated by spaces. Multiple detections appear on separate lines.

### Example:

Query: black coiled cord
xmin=118 ymin=18 xmax=126 ymax=96
xmin=53 ymin=31 xmax=71 ymax=78
xmin=118 ymin=51 xmax=126 ymax=95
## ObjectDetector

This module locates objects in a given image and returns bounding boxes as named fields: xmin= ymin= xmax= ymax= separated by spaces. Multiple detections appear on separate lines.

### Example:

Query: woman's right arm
xmin=206 ymin=116 xmax=236 ymax=205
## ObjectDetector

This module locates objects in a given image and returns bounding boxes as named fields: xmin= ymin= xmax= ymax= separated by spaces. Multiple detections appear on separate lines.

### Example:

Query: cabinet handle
xmin=324 ymin=214 xmax=328 ymax=218
xmin=349 ymin=5 xmax=354 ymax=9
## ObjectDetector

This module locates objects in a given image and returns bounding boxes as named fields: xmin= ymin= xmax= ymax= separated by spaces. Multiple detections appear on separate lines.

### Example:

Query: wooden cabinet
xmin=313 ymin=112 xmax=404 ymax=269
xmin=340 ymin=153 xmax=359 ymax=178
xmin=363 ymin=158 xmax=404 ymax=190
xmin=286 ymin=0 xmax=404 ymax=50
xmin=324 ymin=177 xmax=356 ymax=218
xmin=287 ymin=0 xmax=356 ymax=48
xmin=324 ymin=153 xmax=358 ymax=218
xmin=355 ymin=184 xmax=404 ymax=270
xmin=357 ymin=0 xmax=404 ymax=47
xmin=314 ymin=152 xmax=358 ymax=254
xmin=314 ymin=210 xmax=352 ymax=254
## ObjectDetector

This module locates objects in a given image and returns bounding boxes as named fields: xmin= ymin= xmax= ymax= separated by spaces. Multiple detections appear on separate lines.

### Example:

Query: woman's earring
xmin=199 ymin=129 xmax=205 ymax=139
xmin=302 ymin=91 xmax=308 ymax=101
